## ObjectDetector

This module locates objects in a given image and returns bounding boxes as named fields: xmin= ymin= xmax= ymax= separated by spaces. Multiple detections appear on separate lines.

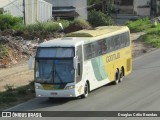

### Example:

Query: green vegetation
xmin=0 ymin=14 xmax=23 ymax=30
xmin=15 ymin=20 xmax=70 ymax=33
xmin=71 ymin=19 xmax=91 ymax=29
xmin=126 ymin=17 xmax=151 ymax=32
xmin=139 ymin=23 xmax=160 ymax=48
xmin=66 ymin=33 xmax=93 ymax=37
xmin=88 ymin=10 xmax=114 ymax=27
xmin=0 ymin=81 xmax=35 ymax=110
xmin=126 ymin=17 xmax=160 ymax=48
xmin=0 ymin=14 xmax=92 ymax=39
xmin=0 ymin=45 xmax=9 ymax=58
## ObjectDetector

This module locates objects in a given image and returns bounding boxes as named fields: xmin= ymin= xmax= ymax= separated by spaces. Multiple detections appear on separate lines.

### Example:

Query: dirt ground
xmin=0 ymin=32 xmax=157 ymax=92
xmin=131 ymin=32 xmax=156 ymax=58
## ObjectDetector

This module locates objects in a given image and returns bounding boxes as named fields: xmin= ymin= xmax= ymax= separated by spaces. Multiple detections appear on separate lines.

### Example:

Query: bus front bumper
xmin=35 ymin=89 xmax=80 ymax=98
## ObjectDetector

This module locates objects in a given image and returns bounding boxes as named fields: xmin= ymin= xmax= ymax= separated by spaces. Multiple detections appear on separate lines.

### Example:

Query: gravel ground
xmin=131 ymin=32 xmax=156 ymax=58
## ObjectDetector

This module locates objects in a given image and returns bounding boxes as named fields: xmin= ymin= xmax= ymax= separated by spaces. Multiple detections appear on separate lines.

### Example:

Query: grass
xmin=126 ymin=17 xmax=151 ymax=33
xmin=0 ymin=81 xmax=35 ymax=110
xmin=138 ymin=23 xmax=160 ymax=48
xmin=126 ymin=17 xmax=160 ymax=48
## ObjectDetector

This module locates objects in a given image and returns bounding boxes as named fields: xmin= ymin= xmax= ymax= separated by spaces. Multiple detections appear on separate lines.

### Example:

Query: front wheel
xmin=81 ymin=82 xmax=89 ymax=98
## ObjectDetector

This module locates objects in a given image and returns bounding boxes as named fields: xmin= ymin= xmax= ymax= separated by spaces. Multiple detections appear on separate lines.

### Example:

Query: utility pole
xmin=23 ymin=0 xmax=26 ymax=25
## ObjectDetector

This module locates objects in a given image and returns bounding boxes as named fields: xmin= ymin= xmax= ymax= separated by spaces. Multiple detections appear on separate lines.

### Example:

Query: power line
xmin=6 ymin=1 xmax=100 ymax=11
xmin=8 ymin=0 xmax=23 ymax=13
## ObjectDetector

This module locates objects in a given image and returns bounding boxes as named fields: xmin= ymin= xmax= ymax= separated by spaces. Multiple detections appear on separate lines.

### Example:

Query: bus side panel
xmin=82 ymin=59 xmax=111 ymax=91
xmin=102 ymin=46 xmax=132 ymax=81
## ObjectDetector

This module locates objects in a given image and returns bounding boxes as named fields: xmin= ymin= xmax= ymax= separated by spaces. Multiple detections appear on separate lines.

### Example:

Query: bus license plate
xmin=51 ymin=92 xmax=57 ymax=95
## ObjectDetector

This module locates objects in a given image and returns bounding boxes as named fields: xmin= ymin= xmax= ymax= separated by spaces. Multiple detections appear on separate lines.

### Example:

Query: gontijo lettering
xmin=107 ymin=52 xmax=120 ymax=63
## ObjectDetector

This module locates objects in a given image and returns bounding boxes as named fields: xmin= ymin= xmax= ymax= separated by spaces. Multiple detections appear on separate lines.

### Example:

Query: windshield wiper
xmin=54 ymin=68 xmax=64 ymax=84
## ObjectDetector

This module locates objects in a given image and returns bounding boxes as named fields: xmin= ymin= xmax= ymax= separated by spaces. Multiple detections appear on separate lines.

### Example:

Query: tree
xmin=88 ymin=0 xmax=113 ymax=14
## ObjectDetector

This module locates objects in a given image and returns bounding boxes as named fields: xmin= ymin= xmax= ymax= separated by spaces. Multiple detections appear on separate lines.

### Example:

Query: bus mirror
xmin=73 ymin=56 xmax=78 ymax=69
xmin=28 ymin=56 xmax=35 ymax=70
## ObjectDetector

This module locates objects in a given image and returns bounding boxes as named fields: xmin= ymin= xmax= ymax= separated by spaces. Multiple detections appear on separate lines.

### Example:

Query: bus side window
xmin=110 ymin=36 xmax=115 ymax=52
xmin=84 ymin=44 xmax=92 ymax=60
xmin=114 ymin=35 xmax=120 ymax=50
xmin=126 ymin=32 xmax=130 ymax=46
xmin=121 ymin=33 xmax=127 ymax=48
xmin=91 ymin=43 xmax=96 ymax=57
xmin=106 ymin=38 xmax=111 ymax=53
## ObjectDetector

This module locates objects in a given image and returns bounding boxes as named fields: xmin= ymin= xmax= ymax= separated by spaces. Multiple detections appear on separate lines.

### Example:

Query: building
xmin=114 ymin=0 xmax=134 ymax=14
xmin=45 ymin=0 xmax=87 ymax=20
xmin=134 ymin=0 xmax=150 ymax=16
xmin=52 ymin=6 xmax=79 ymax=20
xmin=151 ymin=0 xmax=160 ymax=16
xmin=0 ymin=0 xmax=52 ymax=24
xmin=113 ymin=0 xmax=150 ymax=15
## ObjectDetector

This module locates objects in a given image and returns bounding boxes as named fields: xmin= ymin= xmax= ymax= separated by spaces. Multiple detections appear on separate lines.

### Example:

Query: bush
xmin=126 ymin=17 xmax=151 ymax=32
xmin=17 ymin=87 xmax=27 ymax=95
xmin=21 ymin=21 xmax=66 ymax=33
xmin=139 ymin=33 xmax=160 ymax=48
xmin=57 ymin=20 xmax=70 ymax=29
xmin=64 ymin=19 xmax=91 ymax=33
xmin=0 ymin=14 xmax=23 ymax=30
xmin=43 ymin=22 xmax=61 ymax=32
xmin=0 ymin=92 xmax=17 ymax=103
xmin=71 ymin=19 xmax=91 ymax=29
xmin=88 ymin=10 xmax=114 ymax=27
xmin=0 ymin=45 xmax=9 ymax=58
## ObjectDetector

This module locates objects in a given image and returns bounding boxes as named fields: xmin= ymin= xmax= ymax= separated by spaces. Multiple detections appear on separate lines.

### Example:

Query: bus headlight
xmin=65 ymin=85 xmax=75 ymax=90
xmin=35 ymin=85 xmax=43 ymax=89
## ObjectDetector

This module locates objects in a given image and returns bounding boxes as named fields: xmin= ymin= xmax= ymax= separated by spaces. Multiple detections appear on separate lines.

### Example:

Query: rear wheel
xmin=114 ymin=70 xmax=119 ymax=85
xmin=119 ymin=70 xmax=124 ymax=82
xmin=81 ymin=82 xmax=89 ymax=98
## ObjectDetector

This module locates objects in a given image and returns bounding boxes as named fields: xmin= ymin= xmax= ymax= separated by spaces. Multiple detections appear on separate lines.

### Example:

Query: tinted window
xmin=37 ymin=48 xmax=74 ymax=58
xmin=84 ymin=31 xmax=130 ymax=61
xmin=84 ymin=44 xmax=92 ymax=60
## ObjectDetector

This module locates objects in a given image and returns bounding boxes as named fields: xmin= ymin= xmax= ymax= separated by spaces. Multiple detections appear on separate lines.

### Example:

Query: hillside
xmin=0 ymin=30 xmax=37 ymax=68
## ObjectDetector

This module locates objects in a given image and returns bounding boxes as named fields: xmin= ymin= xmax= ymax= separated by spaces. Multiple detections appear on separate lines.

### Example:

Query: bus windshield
xmin=35 ymin=47 xmax=75 ymax=84
xmin=35 ymin=59 xmax=75 ymax=84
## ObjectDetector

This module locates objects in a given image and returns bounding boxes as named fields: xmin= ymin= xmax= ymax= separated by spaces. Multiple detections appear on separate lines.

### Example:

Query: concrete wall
xmin=134 ymin=0 xmax=150 ymax=14
xmin=137 ymin=7 xmax=150 ymax=16
xmin=45 ymin=0 xmax=87 ymax=20
xmin=2 ymin=0 xmax=52 ymax=24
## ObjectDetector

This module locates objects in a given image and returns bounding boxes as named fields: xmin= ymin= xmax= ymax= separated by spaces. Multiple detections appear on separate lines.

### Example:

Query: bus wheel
xmin=119 ymin=70 xmax=124 ymax=82
xmin=114 ymin=70 xmax=119 ymax=85
xmin=81 ymin=82 xmax=89 ymax=98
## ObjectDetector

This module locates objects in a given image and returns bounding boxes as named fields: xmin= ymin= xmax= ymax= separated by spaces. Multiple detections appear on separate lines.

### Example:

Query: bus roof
xmin=38 ymin=26 xmax=129 ymax=47
xmin=38 ymin=37 xmax=86 ymax=47
xmin=66 ymin=26 xmax=129 ymax=37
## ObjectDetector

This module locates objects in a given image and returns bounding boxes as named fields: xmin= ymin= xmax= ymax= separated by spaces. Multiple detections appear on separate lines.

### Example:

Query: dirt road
xmin=0 ymin=61 xmax=33 ymax=91
xmin=0 ymin=32 xmax=156 ymax=91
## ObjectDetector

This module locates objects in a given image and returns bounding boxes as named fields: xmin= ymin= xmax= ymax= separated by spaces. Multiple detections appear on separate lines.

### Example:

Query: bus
xmin=31 ymin=26 xmax=132 ymax=98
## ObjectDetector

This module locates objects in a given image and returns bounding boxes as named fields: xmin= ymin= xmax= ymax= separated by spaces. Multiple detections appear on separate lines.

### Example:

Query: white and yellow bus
xmin=32 ymin=26 xmax=132 ymax=98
